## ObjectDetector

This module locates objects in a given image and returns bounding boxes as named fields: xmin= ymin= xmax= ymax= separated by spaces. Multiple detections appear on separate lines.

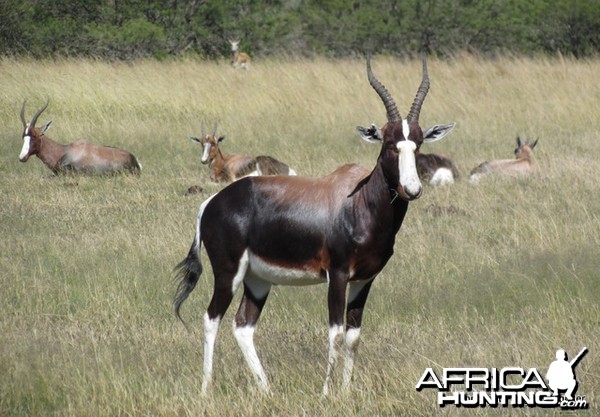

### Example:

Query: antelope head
xmin=515 ymin=135 xmax=538 ymax=160
xmin=229 ymin=40 xmax=240 ymax=52
xmin=190 ymin=121 xmax=224 ymax=165
xmin=356 ymin=55 xmax=427 ymax=200
xmin=357 ymin=55 xmax=455 ymax=200
xmin=19 ymin=100 xmax=52 ymax=162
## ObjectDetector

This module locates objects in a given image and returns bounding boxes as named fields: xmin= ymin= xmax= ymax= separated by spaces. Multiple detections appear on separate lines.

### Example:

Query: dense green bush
xmin=0 ymin=0 xmax=598 ymax=59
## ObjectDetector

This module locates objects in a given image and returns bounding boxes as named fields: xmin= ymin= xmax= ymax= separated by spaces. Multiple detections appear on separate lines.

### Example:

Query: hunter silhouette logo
xmin=416 ymin=347 xmax=589 ymax=409
xmin=546 ymin=347 xmax=587 ymax=400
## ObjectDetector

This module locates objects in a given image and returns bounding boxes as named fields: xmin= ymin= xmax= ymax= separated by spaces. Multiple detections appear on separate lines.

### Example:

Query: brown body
xmin=19 ymin=101 xmax=141 ymax=175
xmin=470 ymin=136 xmax=538 ymax=182
xmin=191 ymin=124 xmax=296 ymax=182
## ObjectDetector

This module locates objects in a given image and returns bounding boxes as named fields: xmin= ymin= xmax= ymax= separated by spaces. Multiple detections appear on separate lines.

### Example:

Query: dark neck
xmin=354 ymin=159 xmax=409 ymax=236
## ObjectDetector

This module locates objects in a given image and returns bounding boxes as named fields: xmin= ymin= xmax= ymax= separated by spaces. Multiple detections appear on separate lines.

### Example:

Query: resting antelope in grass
xmin=469 ymin=136 xmax=538 ymax=183
xmin=19 ymin=100 xmax=141 ymax=175
xmin=174 ymin=54 xmax=453 ymax=395
xmin=415 ymin=122 xmax=460 ymax=185
xmin=190 ymin=122 xmax=296 ymax=182
xmin=229 ymin=40 xmax=251 ymax=69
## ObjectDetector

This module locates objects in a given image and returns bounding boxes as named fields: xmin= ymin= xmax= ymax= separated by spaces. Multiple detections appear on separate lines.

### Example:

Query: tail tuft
xmin=173 ymin=241 xmax=203 ymax=325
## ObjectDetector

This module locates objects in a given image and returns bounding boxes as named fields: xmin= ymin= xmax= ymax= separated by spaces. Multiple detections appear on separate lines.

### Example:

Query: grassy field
xmin=0 ymin=55 xmax=599 ymax=416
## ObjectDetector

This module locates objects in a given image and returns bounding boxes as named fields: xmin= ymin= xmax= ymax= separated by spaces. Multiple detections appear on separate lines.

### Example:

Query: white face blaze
xmin=19 ymin=127 xmax=31 ymax=161
xmin=402 ymin=119 xmax=410 ymax=140
xmin=396 ymin=137 xmax=422 ymax=198
xmin=201 ymin=142 xmax=212 ymax=164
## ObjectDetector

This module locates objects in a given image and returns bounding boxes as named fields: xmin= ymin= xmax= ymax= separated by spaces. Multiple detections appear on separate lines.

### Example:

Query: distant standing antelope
xmin=19 ymin=100 xmax=141 ymax=175
xmin=190 ymin=121 xmax=296 ymax=182
xmin=229 ymin=40 xmax=251 ymax=69
xmin=469 ymin=136 xmax=538 ymax=183
xmin=415 ymin=122 xmax=460 ymax=185
xmin=174 ymin=54 xmax=454 ymax=395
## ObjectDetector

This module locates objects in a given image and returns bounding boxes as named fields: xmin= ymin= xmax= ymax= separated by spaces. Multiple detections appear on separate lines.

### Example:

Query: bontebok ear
xmin=217 ymin=136 xmax=226 ymax=143
xmin=40 ymin=120 xmax=52 ymax=134
xmin=423 ymin=122 xmax=456 ymax=143
xmin=530 ymin=138 xmax=539 ymax=150
xmin=356 ymin=124 xmax=383 ymax=143
xmin=190 ymin=136 xmax=201 ymax=143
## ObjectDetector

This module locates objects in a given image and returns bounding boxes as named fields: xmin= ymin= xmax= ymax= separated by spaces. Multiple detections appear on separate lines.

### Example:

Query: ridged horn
xmin=212 ymin=120 xmax=218 ymax=136
xmin=20 ymin=100 xmax=27 ymax=129
xmin=407 ymin=56 xmax=430 ymax=123
xmin=366 ymin=53 xmax=401 ymax=123
xmin=29 ymin=99 xmax=50 ymax=129
xmin=201 ymin=122 xmax=206 ymax=138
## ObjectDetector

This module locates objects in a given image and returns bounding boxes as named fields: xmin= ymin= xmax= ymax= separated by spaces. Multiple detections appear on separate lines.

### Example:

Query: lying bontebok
xmin=174 ymin=54 xmax=451 ymax=395
xmin=414 ymin=122 xmax=459 ymax=185
xmin=229 ymin=39 xmax=251 ymax=69
xmin=19 ymin=100 xmax=141 ymax=175
xmin=469 ymin=136 xmax=538 ymax=183
xmin=190 ymin=122 xmax=296 ymax=182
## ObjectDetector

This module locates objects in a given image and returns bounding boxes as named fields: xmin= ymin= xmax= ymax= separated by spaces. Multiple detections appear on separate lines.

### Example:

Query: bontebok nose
xmin=404 ymin=182 xmax=423 ymax=199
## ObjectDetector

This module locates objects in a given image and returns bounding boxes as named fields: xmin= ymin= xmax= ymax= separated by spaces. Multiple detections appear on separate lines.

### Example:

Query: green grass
xmin=0 ymin=55 xmax=599 ymax=416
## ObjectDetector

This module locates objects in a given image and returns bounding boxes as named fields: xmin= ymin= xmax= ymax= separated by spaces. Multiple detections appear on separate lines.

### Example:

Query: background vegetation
xmin=0 ymin=55 xmax=598 ymax=416
xmin=1 ymin=0 xmax=599 ymax=59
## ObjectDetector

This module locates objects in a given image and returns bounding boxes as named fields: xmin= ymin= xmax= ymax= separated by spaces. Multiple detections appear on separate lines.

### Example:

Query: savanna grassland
xmin=0 ymin=55 xmax=599 ymax=416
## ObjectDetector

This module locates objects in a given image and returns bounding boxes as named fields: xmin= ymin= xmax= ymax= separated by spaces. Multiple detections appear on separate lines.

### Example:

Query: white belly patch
xmin=247 ymin=251 xmax=324 ymax=286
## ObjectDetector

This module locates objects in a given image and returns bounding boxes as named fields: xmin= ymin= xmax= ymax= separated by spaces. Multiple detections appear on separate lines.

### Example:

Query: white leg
xmin=233 ymin=324 xmax=270 ymax=392
xmin=342 ymin=327 xmax=361 ymax=390
xmin=202 ymin=313 xmax=221 ymax=394
xmin=322 ymin=324 xmax=344 ymax=395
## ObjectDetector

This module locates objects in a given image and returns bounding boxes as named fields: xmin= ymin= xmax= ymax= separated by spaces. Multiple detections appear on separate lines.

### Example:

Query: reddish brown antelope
xmin=190 ymin=122 xmax=296 ymax=182
xmin=174 ymin=55 xmax=453 ymax=395
xmin=469 ymin=136 xmax=538 ymax=183
xmin=229 ymin=40 xmax=251 ymax=69
xmin=19 ymin=100 xmax=141 ymax=175
xmin=415 ymin=122 xmax=459 ymax=185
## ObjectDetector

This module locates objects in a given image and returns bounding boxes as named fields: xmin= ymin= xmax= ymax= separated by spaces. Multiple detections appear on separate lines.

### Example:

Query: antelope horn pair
xmin=201 ymin=121 xmax=218 ymax=138
xmin=20 ymin=99 xmax=50 ymax=129
xmin=366 ymin=53 xmax=430 ymax=123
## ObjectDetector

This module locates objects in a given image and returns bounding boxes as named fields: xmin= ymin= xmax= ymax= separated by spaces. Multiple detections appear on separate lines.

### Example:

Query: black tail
xmin=173 ymin=239 xmax=203 ymax=325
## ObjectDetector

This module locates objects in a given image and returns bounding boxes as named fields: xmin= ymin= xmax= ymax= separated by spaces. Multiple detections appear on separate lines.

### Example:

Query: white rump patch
xmin=430 ymin=168 xmax=454 ymax=186
xmin=19 ymin=136 xmax=31 ymax=161
xmin=288 ymin=168 xmax=297 ymax=176
xmin=196 ymin=193 xmax=218 ymax=251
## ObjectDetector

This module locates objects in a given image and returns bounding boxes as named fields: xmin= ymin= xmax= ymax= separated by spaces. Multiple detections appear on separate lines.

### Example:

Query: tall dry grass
xmin=0 ymin=55 xmax=598 ymax=416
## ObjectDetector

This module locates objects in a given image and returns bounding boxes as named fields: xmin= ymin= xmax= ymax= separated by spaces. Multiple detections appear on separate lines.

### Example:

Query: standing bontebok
xmin=229 ymin=40 xmax=251 ymax=69
xmin=415 ymin=122 xmax=459 ymax=185
xmin=469 ymin=136 xmax=538 ymax=183
xmin=190 ymin=121 xmax=296 ymax=182
xmin=174 ymin=54 xmax=454 ymax=395
xmin=19 ymin=100 xmax=141 ymax=175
